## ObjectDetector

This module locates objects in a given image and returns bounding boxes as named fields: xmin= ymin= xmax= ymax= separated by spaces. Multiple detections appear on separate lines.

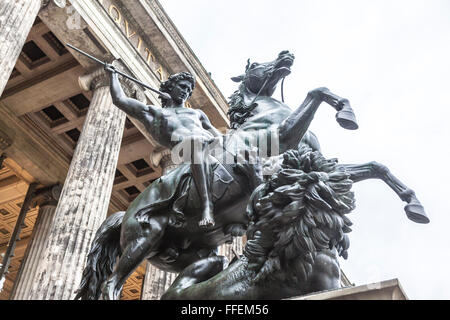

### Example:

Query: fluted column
xmin=10 ymin=185 xmax=61 ymax=300
xmin=0 ymin=0 xmax=48 ymax=97
xmin=218 ymin=238 xmax=245 ymax=263
xmin=142 ymin=148 xmax=178 ymax=300
xmin=27 ymin=67 xmax=127 ymax=299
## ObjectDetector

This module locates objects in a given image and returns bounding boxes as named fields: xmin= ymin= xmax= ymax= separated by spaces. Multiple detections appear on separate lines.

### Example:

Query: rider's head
xmin=159 ymin=72 xmax=196 ymax=107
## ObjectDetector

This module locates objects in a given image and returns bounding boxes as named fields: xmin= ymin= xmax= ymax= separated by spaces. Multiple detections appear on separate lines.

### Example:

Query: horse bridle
xmin=248 ymin=70 xmax=286 ymax=106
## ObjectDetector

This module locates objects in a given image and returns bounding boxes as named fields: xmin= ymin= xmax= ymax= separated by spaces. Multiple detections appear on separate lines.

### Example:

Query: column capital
xmin=78 ymin=67 xmax=110 ymax=91
xmin=150 ymin=148 xmax=177 ymax=174
xmin=78 ymin=60 xmax=146 ymax=102
xmin=32 ymin=184 xmax=62 ymax=208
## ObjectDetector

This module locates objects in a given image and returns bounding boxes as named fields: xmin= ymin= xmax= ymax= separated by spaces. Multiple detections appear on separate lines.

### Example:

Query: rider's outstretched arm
xmin=108 ymin=69 xmax=153 ymax=120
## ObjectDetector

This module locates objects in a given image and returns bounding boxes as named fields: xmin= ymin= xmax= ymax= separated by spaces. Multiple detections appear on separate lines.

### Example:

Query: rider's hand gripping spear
xmin=66 ymin=43 xmax=172 ymax=101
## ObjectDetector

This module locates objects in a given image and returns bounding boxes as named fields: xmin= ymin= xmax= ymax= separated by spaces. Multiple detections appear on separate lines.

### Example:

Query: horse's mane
xmin=227 ymin=84 xmax=257 ymax=129
xmin=244 ymin=146 xmax=355 ymax=283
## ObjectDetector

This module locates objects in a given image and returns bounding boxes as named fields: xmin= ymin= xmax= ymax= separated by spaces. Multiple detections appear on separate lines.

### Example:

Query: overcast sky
xmin=159 ymin=0 xmax=450 ymax=299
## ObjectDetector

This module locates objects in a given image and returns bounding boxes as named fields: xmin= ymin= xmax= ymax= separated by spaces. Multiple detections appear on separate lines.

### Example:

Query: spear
xmin=66 ymin=43 xmax=171 ymax=100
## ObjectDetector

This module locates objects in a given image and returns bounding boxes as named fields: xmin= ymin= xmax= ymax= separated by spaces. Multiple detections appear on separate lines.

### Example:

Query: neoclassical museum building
xmin=0 ymin=0 xmax=404 ymax=300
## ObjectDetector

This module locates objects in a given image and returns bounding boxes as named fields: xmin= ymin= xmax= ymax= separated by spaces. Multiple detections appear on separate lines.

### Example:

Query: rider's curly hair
xmin=159 ymin=72 xmax=196 ymax=107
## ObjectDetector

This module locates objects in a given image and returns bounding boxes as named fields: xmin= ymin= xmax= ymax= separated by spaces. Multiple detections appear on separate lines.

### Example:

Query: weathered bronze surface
xmin=162 ymin=146 xmax=354 ymax=299
xmin=75 ymin=51 xmax=428 ymax=300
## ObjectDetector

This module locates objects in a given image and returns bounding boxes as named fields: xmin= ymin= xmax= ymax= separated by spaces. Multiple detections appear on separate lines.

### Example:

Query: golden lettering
xmin=125 ymin=20 xmax=136 ymax=39
xmin=155 ymin=66 xmax=164 ymax=80
xmin=137 ymin=37 xmax=143 ymax=51
xmin=145 ymin=48 xmax=155 ymax=64
xmin=103 ymin=2 xmax=167 ymax=81
xmin=109 ymin=5 xmax=122 ymax=25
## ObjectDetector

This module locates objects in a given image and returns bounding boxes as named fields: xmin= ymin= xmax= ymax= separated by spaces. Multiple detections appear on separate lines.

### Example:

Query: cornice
xmin=148 ymin=1 xmax=229 ymax=109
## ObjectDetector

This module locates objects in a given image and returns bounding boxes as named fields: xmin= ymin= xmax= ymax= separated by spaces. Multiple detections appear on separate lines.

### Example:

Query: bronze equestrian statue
xmin=75 ymin=50 xmax=428 ymax=300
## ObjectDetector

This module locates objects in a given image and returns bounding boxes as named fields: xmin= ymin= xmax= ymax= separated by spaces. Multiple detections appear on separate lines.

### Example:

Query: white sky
xmin=159 ymin=0 xmax=450 ymax=299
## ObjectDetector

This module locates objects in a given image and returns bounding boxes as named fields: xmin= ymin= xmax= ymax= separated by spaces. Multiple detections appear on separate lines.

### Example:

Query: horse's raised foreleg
xmin=279 ymin=88 xmax=358 ymax=153
xmin=101 ymin=213 xmax=168 ymax=300
xmin=338 ymin=162 xmax=429 ymax=224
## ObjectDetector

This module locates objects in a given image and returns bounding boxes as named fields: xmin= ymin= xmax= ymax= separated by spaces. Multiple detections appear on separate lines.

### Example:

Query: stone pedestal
xmin=0 ymin=0 xmax=46 ymax=96
xmin=27 ymin=67 xmax=126 ymax=299
xmin=288 ymin=278 xmax=408 ymax=300
xmin=10 ymin=185 xmax=61 ymax=300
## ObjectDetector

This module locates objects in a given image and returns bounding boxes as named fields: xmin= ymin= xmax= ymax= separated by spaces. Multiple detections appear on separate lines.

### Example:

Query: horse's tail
xmin=74 ymin=211 xmax=125 ymax=300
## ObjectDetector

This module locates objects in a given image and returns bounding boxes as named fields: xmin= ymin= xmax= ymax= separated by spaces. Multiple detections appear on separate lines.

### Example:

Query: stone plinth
xmin=288 ymin=278 xmax=408 ymax=300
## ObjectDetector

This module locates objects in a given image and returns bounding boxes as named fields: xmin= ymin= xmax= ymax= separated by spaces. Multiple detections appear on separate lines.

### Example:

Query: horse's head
xmin=232 ymin=50 xmax=295 ymax=97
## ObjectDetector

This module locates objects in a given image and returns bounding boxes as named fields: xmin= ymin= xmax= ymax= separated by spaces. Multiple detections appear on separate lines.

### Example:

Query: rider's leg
xmin=190 ymin=137 xmax=214 ymax=228
xmin=101 ymin=213 xmax=168 ymax=300
xmin=337 ymin=162 xmax=429 ymax=223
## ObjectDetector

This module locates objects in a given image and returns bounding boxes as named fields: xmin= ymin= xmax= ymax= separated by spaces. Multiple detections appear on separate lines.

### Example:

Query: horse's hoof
xmin=405 ymin=202 xmax=429 ymax=224
xmin=336 ymin=104 xmax=358 ymax=130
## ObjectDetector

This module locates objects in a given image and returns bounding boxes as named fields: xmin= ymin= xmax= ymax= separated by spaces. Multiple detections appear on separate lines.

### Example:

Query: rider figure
xmin=106 ymin=65 xmax=220 ymax=228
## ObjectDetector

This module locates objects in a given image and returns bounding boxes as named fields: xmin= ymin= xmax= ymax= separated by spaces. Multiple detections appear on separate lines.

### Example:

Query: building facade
xmin=0 ymin=0 xmax=406 ymax=301
xmin=0 ymin=0 xmax=240 ymax=300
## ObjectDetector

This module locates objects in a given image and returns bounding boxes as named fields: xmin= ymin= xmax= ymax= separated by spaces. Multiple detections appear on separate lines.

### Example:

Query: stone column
xmin=27 ymin=67 xmax=127 ymax=300
xmin=10 ymin=185 xmax=61 ymax=300
xmin=218 ymin=238 xmax=244 ymax=263
xmin=0 ymin=0 xmax=48 ymax=97
xmin=141 ymin=148 xmax=178 ymax=300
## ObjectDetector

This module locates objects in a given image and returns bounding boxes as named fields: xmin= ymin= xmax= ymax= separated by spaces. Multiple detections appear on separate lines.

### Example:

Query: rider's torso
xmin=142 ymin=107 xmax=213 ymax=148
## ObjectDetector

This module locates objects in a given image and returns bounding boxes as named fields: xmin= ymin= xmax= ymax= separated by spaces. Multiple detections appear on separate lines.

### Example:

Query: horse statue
xmin=75 ymin=50 xmax=428 ymax=300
